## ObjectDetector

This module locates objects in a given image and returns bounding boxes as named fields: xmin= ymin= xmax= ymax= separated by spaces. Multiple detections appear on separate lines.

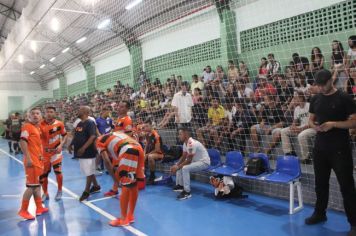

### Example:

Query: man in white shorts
xmin=170 ymin=127 xmax=210 ymax=200
xmin=68 ymin=106 xmax=101 ymax=201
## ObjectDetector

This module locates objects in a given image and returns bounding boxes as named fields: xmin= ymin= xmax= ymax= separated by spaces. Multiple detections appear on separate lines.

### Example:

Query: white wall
xmin=93 ymin=45 xmax=130 ymax=76
xmin=0 ymin=89 xmax=52 ymax=119
xmin=141 ymin=6 xmax=220 ymax=61
xmin=47 ymin=79 xmax=59 ymax=90
xmin=65 ymin=65 xmax=86 ymax=85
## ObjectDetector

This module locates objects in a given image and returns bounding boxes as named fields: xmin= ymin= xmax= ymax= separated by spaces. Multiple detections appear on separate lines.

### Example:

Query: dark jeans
xmin=313 ymin=146 xmax=356 ymax=226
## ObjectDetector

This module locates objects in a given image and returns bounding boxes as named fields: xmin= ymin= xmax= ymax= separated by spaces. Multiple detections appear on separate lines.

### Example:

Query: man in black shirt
xmin=306 ymin=70 xmax=356 ymax=236
xmin=68 ymin=106 xmax=101 ymax=201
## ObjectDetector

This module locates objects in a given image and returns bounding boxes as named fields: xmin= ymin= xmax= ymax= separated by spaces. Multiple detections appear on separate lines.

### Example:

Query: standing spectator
xmin=227 ymin=60 xmax=239 ymax=83
xmin=266 ymin=53 xmax=281 ymax=77
xmin=346 ymin=64 xmax=356 ymax=100
xmin=310 ymin=47 xmax=324 ymax=72
xmin=170 ymin=128 xmax=210 ymax=200
xmin=190 ymin=74 xmax=204 ymax=93
xmin=11 ymin=112 xmax=23 ymax=155
xmin=239 ymin=61 xmax=249 ymax=78
xmin=305 ymin=70 xmax=356 ymax=236
xmin=202 ymin=65 xmax=214 ymax=84
xmin=4 ymin=114 xmax=13 ymax=153
xmin=68 ymin=106 xmax=100 ymax=201
xmin=330 ymin=41 xmax=348 ymax=91
xmin=280 ymin=92 xmax=316 ymax=164
xmin=346 ymin=35 xmax=356 ymax=67
xmin=259 ymin=57 xmax=268 ymax=76
xmin=214 ymin=65 xmax=227 ymax=85
xmin=171 ymin=81 xmax=194 ymax=129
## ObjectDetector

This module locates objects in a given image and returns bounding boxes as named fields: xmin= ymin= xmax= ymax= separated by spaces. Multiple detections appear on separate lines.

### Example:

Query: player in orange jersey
xmin=105 ymin=101 xmax=133 ymax=197
xmin=96 ymin=131 xmax=145 ymax=227
xmin=18 ymin=107 xmax=48 ymax=220
xmin=39 ymin=106 xmax=68 ymax=202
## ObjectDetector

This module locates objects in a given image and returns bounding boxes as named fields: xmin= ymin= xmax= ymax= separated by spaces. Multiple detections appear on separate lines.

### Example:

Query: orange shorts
xmin=43 ymin=154 xmax=63 ymax=174
xmin=25 ymin=166 xmax=43 ymax=187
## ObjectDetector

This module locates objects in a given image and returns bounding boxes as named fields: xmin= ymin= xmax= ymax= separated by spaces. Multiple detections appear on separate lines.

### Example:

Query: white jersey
xmin=183 ymin=137 xmax=210 ymax=165
xmin=294 ymin=103 xmax=310 ymax=127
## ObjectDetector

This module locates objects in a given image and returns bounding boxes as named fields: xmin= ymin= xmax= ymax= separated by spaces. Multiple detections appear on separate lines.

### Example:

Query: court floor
xmin=0 ymin=139 xmax=351 ymax=236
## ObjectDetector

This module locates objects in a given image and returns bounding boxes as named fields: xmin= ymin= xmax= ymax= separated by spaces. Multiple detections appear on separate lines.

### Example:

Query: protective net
xmin=6 ymin=0 xmax=356 ymax=211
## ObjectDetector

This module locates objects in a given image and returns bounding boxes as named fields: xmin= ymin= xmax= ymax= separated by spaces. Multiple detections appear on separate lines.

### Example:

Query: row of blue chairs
xmin=206 ymin=149 xmax=304 ymax=214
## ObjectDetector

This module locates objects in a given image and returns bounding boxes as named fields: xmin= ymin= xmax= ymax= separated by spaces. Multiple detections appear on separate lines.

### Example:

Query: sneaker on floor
xmin=79 ymin=191 xmax=90 ymax=202
xmin=109 ymin=218 xmax=129 ymax=227
xmin=55 ymin=191 xmax=62 ymax=201
xmin=42 ymin=193 xmax=49 ymax=202
xmin=305 ymin=212 xmax=327 ymax=225
xmin=36 ymin=207 xmax=49 ymax=216
xmin=9 ymin=149 xmax=13 ymax=154
xmin=104 ymin=189 xmax=118 ymax=197
xmin=348 ymin=226 xmax=356 ymax=236
xmin=18 ymin=210 xmax=35 ymax=220
xmin=90 ymin=185 xmax=101 ymax=194
xmin=173 ymin=185 xmax=184 ymax=192
xmin=127 ymin=214 xmax=135 ymax=223
xmin=177 ymin=190 xmax=192 ymax=200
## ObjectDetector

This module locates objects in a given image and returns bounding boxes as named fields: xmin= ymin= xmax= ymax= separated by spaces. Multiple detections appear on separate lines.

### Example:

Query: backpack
xmin=162 ymin=145 xmax=182 ymax=163
xmin=245 ymin=157 xmax=266 ymax=176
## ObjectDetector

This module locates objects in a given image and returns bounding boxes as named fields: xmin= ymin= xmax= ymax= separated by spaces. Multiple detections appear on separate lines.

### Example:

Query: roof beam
xmin=0 ymin=1 xmax=21 ymax=21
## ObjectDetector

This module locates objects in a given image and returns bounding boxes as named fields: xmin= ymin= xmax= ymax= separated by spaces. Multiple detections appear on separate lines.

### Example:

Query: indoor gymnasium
xmin=0 ymin=0 xmax=356 ymax=235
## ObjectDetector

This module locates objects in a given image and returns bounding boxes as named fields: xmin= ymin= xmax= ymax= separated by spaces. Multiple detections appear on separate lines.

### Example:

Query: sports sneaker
xmin=55 ymin=191 xmax=62 ymax=201
xmin=18 ymin=210 xmax=35 ymax=220
xmin=177 ymin=190 xmax=191 ymax=200
xmin=79 ymin=191 xmax=90 ymax=202
xmin=42 ymin=193 xmax=49 ymax=202
xmin=90 ymin=185 xmax=101 ymax=194
xmin=104 ymin=189 xmax=118 ymax=197
xmin=127 ymin=214 xmax=135 ymax=223
xmin=173 ymin=185 xmax=184 ymax=192
xmin=109 ymin=218 xmax=129 ymax=227
xmin=348 ymin=226 xmax=356 ymax=236
xmin=305 ymin=212 xmax=327 ymax=225
xmin=36 ymin=207 xmax=49 ymax=216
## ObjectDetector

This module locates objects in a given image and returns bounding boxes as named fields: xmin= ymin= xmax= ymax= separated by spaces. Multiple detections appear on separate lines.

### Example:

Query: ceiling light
xmin=76 ymin=37 xmax=87 ymax=44
xmin=50 ymin=17 xmax=60 ymax=32
xmin=30 ymin=41 xmax=37 ymax=52
xmin=30 ymin=71 xmax=35 ymax=75
xmin=97 ymin=19 xmax=110 ymax=29
xmin=18 ymin=55 xmax=24 ymax=64
xmin=62 ymin=47 xmax=70 ymax=53
xmin=40 ymin=64 xmax=46 ymax=69
xmin=50 ymin=57 xmax=56 ymax=62
xmin=125 ymin=0 xmax=143 ymax=10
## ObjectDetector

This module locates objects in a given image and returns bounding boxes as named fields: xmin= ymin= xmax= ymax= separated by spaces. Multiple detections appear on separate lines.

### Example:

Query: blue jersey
xmin=96 ymin=117 xmax=113 ymax=135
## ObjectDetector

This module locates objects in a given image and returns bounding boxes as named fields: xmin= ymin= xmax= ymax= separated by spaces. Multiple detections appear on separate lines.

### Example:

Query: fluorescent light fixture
xmin=30 ymin=71 xmax=35 ymax=75
xmin=76 ymin=37 xmax=87 ymax=44
xmin=125 ymin=0 xmax=142 ymax=10
xmin=40 ymin=64 xmax=46 ymax=69
xmin=30 ymin=41 xmax=37 ymax=52
xmin=62 ymin=47 xmax=70 ymax=53
xmin=50 ymin=57 xmax=56 ymax=62
xmin=97 ymin=19 xmax=110 ymax=29
xmin=18 ymin=55 xmax=24 ymax=64
xmin=50 ymin=17 xmax=60 ymax=32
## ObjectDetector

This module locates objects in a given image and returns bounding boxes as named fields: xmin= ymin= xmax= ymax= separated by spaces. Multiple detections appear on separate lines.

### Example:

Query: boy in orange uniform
xmin=39 ymin=107 xmax=67 ymax=201
xmin=18 ymin=107 xmax=48 ymax=220
xmin=96 ymin=131 xmax=145 ymax=227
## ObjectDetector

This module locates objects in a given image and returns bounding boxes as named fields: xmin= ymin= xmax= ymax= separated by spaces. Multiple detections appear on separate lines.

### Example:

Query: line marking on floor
xmin=0 ymin=194 xmax=21 ymax=198
xmin=0 ymin=149 xmax=147 ymax=236
xmin=87 ymin=195 xmax=117 ymax=203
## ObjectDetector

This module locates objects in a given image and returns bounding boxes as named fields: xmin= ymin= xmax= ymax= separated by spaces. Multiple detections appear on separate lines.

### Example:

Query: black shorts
xmin=4 ymin=131 xmax=11 ymax=140
xmin=11 ymin=132 xmax=21 ymax=141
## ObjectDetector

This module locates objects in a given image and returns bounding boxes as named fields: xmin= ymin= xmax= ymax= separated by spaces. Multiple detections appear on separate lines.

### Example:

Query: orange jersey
xmin=39 ymin=119 xmax=67 ymax=157
xmin=20 ymin=122 xmax=43 ymax=168
xmin=145 ymin=130 xmax=163 ymax=154
xmin=114 ymin=115 xmax=133 ymax=133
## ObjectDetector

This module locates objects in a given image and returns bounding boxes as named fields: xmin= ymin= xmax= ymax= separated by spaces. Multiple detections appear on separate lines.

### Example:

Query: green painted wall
xmin=96 ymin=66 xmax=131 ymax=91
xmin=68 ymin=80 xmax=87 ymax=96
xmin=53 ymin=89 xmax=60 ymax=99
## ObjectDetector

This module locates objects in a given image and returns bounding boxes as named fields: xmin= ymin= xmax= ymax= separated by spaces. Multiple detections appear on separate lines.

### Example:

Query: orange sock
xmin=56 ymin=174 xmax=63 ymax=191
xmin=112 ymin=182 xmax=119 ymax=192
xmin=120 ymin=187 xmax=130 ymax=219
xmin=128 ymin=185 xmax=138 ymax=217
xmin=34 ymin=197 xmax=43 ymax=209
xmin=42 ymin=178 xmax=48 ymax=195
xmin=20 ymin=199 xmax=30 ymax=212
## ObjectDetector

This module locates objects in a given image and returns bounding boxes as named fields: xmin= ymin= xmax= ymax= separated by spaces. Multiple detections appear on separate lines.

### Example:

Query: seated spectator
xmin=259 ymin=57 xmax=268 ymax=76
xmin=250 ymin=95 xmax=285 ymax=154
xmin=190 ymin=74 xmax=204 ymax=92
xmin=294 ymin=73 xmax=311 ymax=95
xmin=227 ymin=60 xmax=239 ymax=83
xmin=214 ymin=65 xmax=226 ymax=84
xmin=276 ymin=74 xmax=294 ymax=108
xmin=239 ymin=61 xmax=249 ymax=78
xmin=143 ymin=119 xmax=164 ymax=184
xmin=346 ymin=35 xmax=356 ymax=67
xmin=266 ymin=53 xmax=281 ymax=77
xmin=346 ymin=64 xmax=356 ymax=100
xmin=280 ymin=91 xmax=316 ymax=164
xmin=196 ymin=98 xmax=225 ymax=147
xmin=192 ymin=88 xmax=203 ymax=104
xmin=202 ymin=65 xmax=214 ymax=84
xmin=170 ymin=128 xmax=210 ymax=200
xmin=254 ymin=76 xmax=277 ymax=102
xmin=310 ymin=47 xmax=324 ymax=72
xmin=236 ymin=80 xmax=254 ymax=101
xmin=330 ymin=40 xmax=348 ymax=91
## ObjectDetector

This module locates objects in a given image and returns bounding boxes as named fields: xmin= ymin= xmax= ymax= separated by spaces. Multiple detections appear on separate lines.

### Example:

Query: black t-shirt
xmin=309 ymin=90 xmax=356 ymax=150
xmin=261 ymin=106 xmax=285 ymax=126
xmin=277 ymin=85 xmax=294 ymax=104
xmin=73 ymin=119 xmax=97 ymax=159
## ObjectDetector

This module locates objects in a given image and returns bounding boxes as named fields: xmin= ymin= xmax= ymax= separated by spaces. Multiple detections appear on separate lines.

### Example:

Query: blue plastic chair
xmin=236 ymin=153 xmax=270 ymax=179
xmin=264 ymin=155 xmax=301 ymax=183
xmin=205 ymin=148 xmax=222 ymax=171
xmin=210 ymin=151 xmax=244 ymax=175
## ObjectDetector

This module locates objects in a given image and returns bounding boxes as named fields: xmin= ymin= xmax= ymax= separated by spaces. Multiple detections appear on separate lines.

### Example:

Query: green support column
xmin=58 ymin=72 xmax=67 ymax=98
xmin=128 ymin=42 xmax=143 ymax=90
xmin=83 ymin=63 xmax=96 ymax=93
xmin=216 ymin=1 xmax=239 ymax=65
